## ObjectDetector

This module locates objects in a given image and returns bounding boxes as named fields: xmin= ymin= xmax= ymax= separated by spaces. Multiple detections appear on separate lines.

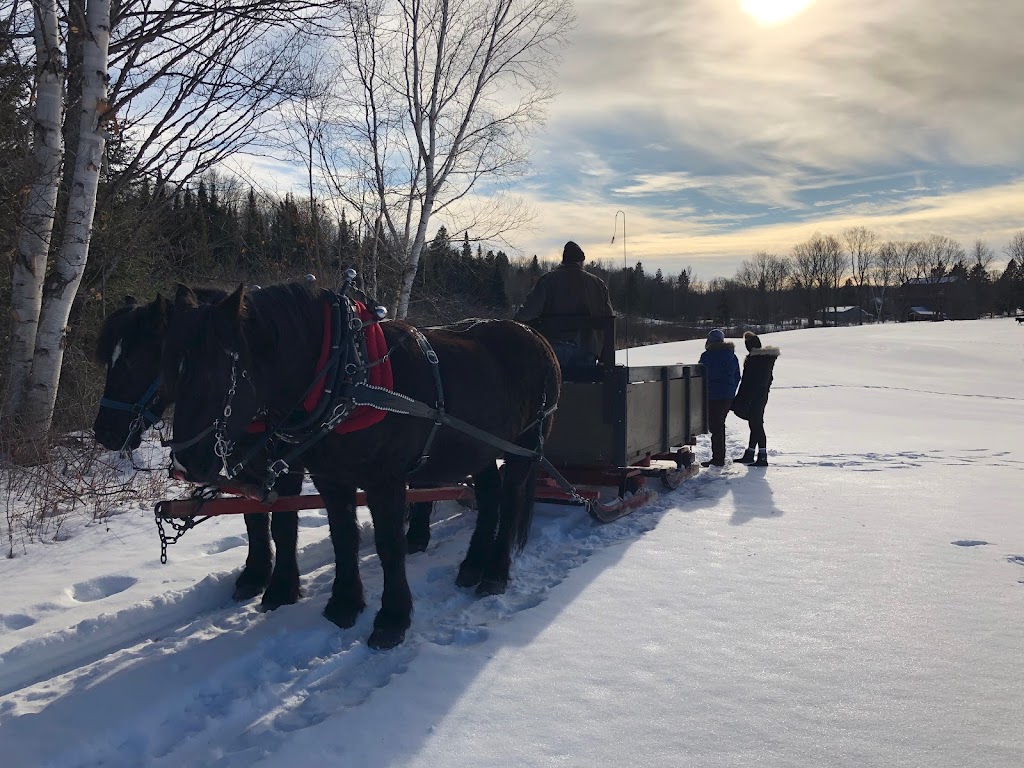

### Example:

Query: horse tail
xmin=512 ymin=454 xmax=539 ymax=555
xmin=512 ymin=375 xmax=557 ymax=555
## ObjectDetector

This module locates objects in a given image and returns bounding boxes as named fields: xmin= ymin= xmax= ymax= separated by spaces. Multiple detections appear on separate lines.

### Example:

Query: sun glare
xmin=740 ymin=0 xmax=814 ymax=26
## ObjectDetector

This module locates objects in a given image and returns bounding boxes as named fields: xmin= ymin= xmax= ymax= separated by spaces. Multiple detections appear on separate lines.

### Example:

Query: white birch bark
xmin=2 ymin=0 xmax=63 ymax=422
xmin=21 ymin=0 xmax=111 ymax=438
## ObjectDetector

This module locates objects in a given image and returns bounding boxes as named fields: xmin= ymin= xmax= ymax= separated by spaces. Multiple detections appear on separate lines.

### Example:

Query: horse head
xmin=93 ymin=294 xmax=172 ymax=451
xmin=164 ymin=284 xmax=263 ymax=483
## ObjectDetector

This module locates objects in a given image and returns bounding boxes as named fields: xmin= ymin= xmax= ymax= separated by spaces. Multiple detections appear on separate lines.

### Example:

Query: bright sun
xmin=740 ymin=0 xmax=814 ymax=25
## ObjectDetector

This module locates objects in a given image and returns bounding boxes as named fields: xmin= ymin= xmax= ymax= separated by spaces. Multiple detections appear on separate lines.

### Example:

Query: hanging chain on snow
xmin=154 ymin=484 xmax=222 ymax=563
xmin=154 ymin=512 xmax=212 ymax=564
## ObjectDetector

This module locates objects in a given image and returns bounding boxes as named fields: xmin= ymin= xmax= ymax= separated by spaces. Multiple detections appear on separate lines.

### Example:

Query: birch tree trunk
xmin=396 ymin=199 xmax=434 ymax=318
xmin=21 ymin=0 xmax=111 ymax=438
xmin=2 ymin=0 xmax=63 ymax=423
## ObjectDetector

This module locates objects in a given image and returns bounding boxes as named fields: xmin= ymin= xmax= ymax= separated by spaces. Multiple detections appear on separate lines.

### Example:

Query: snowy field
xmin=2 ymin=318 xmax=1022 ymax=767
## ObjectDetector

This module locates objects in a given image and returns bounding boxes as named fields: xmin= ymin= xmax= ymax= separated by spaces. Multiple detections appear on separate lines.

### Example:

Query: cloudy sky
xmin=514 ymin=0 xmax=1024 ymax=278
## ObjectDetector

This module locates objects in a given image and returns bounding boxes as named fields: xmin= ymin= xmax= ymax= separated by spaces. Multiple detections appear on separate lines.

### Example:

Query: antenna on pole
xmin=612 ymin=210 xmax=628 ymax=367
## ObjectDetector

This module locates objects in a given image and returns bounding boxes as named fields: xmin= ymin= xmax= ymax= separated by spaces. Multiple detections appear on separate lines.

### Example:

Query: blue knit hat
xmin=707 ymin=328 xmax=725 ymax=344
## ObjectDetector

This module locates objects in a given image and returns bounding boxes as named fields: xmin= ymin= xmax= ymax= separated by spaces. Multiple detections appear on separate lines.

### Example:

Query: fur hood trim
xmin=748 ymin=346 xmax=780 ymax=358
xmin=705 ymin=341 xmax=735 ymax=351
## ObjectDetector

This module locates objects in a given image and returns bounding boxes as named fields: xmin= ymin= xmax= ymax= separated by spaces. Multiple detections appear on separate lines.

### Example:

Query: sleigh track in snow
xmin=0 ymin=470 xmax=725 ymax=767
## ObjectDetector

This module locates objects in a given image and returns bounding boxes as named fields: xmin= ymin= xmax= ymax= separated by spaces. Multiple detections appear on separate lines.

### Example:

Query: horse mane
xmin=94 ymin=287 xmax=230 ymax=365
xmin=240 ymin=282 xmax=322 ymax=358
xmin=94 ymin=303 xmax=139 ymax=365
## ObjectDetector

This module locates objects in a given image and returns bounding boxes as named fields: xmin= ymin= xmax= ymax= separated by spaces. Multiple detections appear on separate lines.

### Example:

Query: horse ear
xmin=214 ymin=284 xmax=245 ymax=322
xmin=153 ymin=293 xmax=170 ymax=326
xmin=175 ymin=283 xmax=198 ymax=311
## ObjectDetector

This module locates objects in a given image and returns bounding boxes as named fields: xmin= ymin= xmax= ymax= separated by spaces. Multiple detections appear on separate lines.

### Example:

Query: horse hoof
xmin=455 ymin=564 xmax=483 ymax=588
xmin=232 ymin=582 xmax=266 ymax=602
xmin=323 ymin=599 xmax=364 ymax=629
xmin=368 ymin=627 xmax=406 ymax=650
xmin=260 ymin=587 xmax=301 ymax=612
xmin=476 ymin=578 xmax=508 ymax=596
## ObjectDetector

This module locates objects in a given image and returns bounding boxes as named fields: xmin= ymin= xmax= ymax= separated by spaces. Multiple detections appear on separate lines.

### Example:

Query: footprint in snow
xmin=433 ymin=625 xmax=489 ymax=647
xmin=0 ymin=613 xmax=36 ymax=634
xmin=1008 ymin=555 xmax=1024 ymax=566
xmin=951 ymin=540 xmax=990 ymax=547
xmin=67 ymin=575 xmax=137 ymax=602
xmin=202 ymin=535 xmax=247 ymax=555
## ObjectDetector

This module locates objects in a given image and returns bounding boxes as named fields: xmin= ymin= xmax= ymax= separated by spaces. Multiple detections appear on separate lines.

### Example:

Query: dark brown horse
xmin=163 ymin=281 xmax=560 ymax=649
xmin=93 ymin=290 xmax=305 ymax=610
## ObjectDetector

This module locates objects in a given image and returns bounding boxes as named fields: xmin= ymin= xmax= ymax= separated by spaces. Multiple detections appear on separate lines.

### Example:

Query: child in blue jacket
xmin=698 ymin=329 xmax=741 ymax=466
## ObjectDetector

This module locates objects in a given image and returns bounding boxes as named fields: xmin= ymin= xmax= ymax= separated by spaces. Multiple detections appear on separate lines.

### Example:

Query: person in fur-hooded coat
xmin=731 ymin=331 xmax=780 ymax=466
xmin=698 ymin=329 xmax=741 ymax=467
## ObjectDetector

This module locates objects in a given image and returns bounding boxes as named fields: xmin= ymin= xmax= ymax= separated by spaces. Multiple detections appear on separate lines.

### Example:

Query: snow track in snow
xmin=0 ymin=475 xmax=723 ymax=768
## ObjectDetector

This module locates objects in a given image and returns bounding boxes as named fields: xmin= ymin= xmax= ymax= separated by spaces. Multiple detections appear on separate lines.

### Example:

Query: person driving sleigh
xmin=514 ymin=241 xmax=615 ymax=371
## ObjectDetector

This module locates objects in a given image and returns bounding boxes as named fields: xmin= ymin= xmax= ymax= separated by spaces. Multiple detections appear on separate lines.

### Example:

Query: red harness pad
xmin=333 ymin=302 xmax=392 ymax=434
xmin=246 ymin=300 xmax=393 ymax=436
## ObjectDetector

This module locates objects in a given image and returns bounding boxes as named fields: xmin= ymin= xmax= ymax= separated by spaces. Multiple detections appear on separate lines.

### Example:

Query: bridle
xmin=99 ymin=376 xmax=164 ymax=451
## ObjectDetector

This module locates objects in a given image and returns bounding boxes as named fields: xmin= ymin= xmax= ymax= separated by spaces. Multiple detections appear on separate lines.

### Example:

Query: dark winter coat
xmin=699 ymin=341 xmax=741 ymax=401
xmin=731 ymin=346 xmax=780 ymax=420
xmin=514 ymin=262 xmax=614 ymax=359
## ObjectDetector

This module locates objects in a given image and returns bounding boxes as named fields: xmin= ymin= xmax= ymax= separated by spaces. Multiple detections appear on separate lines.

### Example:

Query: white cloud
xmin=548 ymin=0 xmax=1024 ymax=172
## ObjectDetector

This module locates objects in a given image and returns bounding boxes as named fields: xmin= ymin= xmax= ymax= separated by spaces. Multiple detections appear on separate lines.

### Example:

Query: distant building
xmin=901 ymin=276 xmax=971 ymax=320
xmin=818 ymin=306 xmax=873 ymax=325
xmin=908 ymin=306 xmax=944 ymax=321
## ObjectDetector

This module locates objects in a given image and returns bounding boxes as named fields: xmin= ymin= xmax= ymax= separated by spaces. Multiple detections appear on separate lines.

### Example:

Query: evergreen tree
xmin=967 ymin=262 xmax=992 ymax=318
xmin=995 ymin=259 xmax=1022 ymax=314
xmin=424 ymin=225 xmax=452 ymax=289
xmin=486 ymin=251 xmax=509 ymax=309
xmin=0 ymin=44 xmax=29 ymax=258
xmin=241 ymin=188 xmax=265 ymax=267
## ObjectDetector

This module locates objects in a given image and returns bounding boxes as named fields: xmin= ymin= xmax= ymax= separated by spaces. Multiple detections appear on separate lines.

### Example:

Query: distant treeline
xmin=2 ymin=169 xmax=1023 ymax=432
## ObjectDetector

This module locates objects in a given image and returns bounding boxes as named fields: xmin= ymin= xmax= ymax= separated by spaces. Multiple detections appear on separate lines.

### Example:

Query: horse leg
xmin=406 ymin=501 xmax=433 ymax=553
xmin=318 ymin=481 xmax=366 ymax=630
xmin=234 ymin=513 xmax=272 ymax=601
xmin=365 ymin=480 xmax=413 ymax=650
xmin=261 ymin=471 xmax=304 ymax=611
xmin=456 ymin=462 xmax=501 ymax=588
xmin=478 ymin=455 xmax=537 ymax=596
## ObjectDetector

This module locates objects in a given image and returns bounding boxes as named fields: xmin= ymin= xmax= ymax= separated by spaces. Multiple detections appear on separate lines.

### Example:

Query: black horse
xmin=164 ymin=282 xmax=560 ymax=649
xmin=92 ymin=290 xmax=305 ymax=610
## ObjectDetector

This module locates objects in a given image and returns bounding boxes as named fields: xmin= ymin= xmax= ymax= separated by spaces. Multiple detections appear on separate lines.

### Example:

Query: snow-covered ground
xmin=2 ymin=318 xmax=1022 ymax=767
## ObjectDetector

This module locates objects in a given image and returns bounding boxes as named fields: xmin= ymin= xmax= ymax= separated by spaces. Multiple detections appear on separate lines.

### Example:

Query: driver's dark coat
xmin=513 ymin=262 xmax=614 ymax=358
